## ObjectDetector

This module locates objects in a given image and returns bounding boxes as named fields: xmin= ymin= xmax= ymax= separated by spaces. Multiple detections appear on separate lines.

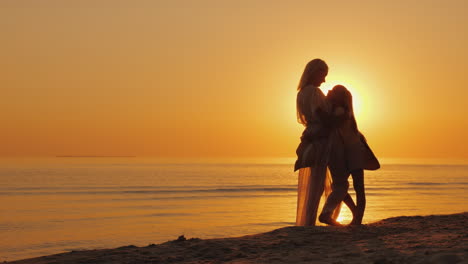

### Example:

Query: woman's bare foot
xmin=318 ymin=214 xmax=343 ymax=226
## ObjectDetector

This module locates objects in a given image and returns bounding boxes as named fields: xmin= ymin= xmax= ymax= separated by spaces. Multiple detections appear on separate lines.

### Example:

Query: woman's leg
xmin=296 ymin=166 xmax=327 ymax=226
xmin=350 ymin=169 xmax=365 ymax=225
xmin=319 ymin=137 xmax=349 ymax=226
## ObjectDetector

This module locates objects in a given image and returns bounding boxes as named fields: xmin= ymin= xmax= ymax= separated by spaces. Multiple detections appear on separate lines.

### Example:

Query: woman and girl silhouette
xmin=294 ymin=59 xmax=380 ymax=226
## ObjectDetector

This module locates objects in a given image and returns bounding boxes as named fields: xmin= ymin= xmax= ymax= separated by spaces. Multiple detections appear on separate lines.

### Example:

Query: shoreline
xmin=9 ymin=212 xmax=467 ymax=264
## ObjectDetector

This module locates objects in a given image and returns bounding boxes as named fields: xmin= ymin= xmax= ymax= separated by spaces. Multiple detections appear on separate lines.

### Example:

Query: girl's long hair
xmin=296 ymin=59 xmax=328 ymax=125
xmin=331 ymin=85 xmax=358 ymax=131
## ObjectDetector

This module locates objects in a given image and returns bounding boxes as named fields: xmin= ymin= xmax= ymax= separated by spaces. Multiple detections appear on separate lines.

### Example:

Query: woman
xmin=294 ymin=59 xmax=342 ymax=226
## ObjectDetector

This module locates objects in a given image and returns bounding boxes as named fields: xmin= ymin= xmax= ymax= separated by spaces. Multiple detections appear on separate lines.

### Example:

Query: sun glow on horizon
xmin=1 ymin=1 xmax=467 ymax=159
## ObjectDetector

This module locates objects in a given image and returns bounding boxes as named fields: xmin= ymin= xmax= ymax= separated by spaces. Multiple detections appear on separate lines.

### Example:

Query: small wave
xmin=145 ymin=213 xmax=194 ymax=217
xmin=0 ymin=186 xmax=298 ymax=196
xmin=407 ymin=182 xmax=468 ymax=186
xmin=2 ymin=181 xmax=466 ymax=198
xmin=247 ymin=222 xmax=295 ymax=226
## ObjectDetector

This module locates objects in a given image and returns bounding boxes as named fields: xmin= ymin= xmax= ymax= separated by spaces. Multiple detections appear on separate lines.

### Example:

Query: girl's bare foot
xmin=349 ymin=220 xmax=362 ymax=226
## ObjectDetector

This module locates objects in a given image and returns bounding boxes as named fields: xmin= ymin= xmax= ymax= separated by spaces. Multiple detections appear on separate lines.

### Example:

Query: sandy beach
xmin=9 ymin=212 xmax=467 ymax=264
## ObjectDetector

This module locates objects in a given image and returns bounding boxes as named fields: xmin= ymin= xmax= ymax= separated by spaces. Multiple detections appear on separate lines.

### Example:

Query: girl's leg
xmin=350 ymin=169 xmax=365 ymax=225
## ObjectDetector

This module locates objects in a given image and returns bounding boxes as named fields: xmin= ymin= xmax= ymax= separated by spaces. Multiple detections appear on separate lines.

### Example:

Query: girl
xmin=326 ymin=85 xmax=380 ymax=225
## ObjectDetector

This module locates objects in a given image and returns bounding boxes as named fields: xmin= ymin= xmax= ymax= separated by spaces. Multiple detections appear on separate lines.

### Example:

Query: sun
xmin=279 ymin=72 xmax=372 ymax=140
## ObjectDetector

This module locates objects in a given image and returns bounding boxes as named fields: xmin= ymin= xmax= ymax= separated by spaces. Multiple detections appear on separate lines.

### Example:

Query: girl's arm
xmin=315 ymin=106 xmax=348 ymax=128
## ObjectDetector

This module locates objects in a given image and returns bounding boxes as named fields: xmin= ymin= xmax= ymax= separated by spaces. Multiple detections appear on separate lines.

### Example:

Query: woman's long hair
xmin=297 ymin=59 xmax=328 ymax=91
xmin=296 ymin=59 xmax=328 ymax=126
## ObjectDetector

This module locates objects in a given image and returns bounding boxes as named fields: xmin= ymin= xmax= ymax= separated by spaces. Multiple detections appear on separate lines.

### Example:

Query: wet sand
xmin=10 ymin=212 xmax=467 ymax=264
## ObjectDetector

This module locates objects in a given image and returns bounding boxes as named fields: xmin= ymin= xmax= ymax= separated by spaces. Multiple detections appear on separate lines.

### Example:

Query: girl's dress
xmin=334 ymin=107 xmax=380 ymax=172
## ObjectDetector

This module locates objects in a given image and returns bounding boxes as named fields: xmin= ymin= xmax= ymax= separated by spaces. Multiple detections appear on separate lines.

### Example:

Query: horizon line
xmin=56 ymin=155 xmax=137 ymax=158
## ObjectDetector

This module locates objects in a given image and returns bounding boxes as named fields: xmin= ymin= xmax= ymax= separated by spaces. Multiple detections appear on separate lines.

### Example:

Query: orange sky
xmin=1 ymin=1 xmax=467 ymax=160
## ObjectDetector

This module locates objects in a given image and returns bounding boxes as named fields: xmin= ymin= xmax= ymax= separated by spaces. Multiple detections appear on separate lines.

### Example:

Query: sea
xmin=0 ymin=157 xmax=467 ymax=261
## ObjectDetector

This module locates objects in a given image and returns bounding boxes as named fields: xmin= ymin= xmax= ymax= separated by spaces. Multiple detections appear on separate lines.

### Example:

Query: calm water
xmin=1 ymin=157 xmax=467 ymax=261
